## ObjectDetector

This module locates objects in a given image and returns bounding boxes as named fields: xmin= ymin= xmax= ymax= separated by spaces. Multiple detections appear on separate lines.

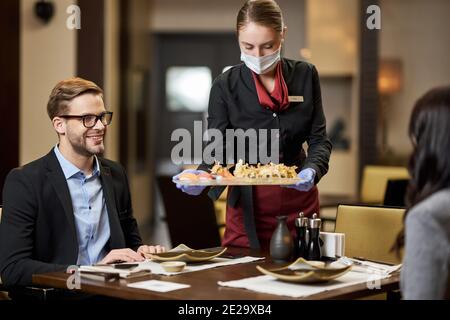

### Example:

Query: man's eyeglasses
xmin=59 ymin=111 xmax=113 ymax=128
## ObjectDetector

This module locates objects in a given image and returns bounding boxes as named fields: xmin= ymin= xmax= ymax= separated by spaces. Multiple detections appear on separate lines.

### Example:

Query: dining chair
xmin=383 ymin=179 xmax=408 ymax=207
xmin=319 ymin=166 xmax=408 ymax=232
xmin=213 ymin=188 xmax=227 ymax=238
xmin=335 ymin=204 xmax=405 ymax=264
xmin=360 ymin=166 xmax=409 ymax=204
xmin=0 ymin=205 xmax=9 ymax=300
xmin=156 ymin=176 xmax=222 ymax=249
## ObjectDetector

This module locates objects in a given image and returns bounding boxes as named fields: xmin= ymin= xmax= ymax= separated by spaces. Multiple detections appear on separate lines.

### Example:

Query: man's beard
xmin=69 ymin=132 xmax=105 ymax=157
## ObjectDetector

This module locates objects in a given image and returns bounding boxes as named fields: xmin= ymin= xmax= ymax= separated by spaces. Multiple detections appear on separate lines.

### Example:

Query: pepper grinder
xmin=294 ymin=212 xmax=309 ymax=259
xmin=307 ymin=213 xmax=322 ymax=261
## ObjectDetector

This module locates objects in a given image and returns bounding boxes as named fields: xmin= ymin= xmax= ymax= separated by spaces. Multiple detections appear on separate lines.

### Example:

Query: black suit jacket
xmin=0 ymin=150 xmax=143 ymax=287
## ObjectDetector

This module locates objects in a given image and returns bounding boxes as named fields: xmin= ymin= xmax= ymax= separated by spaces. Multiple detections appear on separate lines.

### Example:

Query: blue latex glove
xmin=285 ymin=168 xmax=316 ymax=192
xmin=172 ymin=169 xmax=207 ymax=196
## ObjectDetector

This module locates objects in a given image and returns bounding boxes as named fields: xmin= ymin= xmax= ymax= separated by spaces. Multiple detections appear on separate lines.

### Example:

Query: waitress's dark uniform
xmin=199 ymin=58 xmax=332 ymax=249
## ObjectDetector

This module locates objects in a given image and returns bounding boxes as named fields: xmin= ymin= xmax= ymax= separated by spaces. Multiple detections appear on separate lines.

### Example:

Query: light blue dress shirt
xmin=54 ymin=145 xmax=111 ymax=265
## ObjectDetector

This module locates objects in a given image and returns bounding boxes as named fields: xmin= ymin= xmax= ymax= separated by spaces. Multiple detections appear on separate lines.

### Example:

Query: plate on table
xmin=144 ymin=244 xmax=228 ymax=262
xmin=256 ymin=258 xmax=352 ymax=284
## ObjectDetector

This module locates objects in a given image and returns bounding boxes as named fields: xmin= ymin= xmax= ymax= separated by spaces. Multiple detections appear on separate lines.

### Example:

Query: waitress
xmin=174 ymin=0 xmax=332 ymax=249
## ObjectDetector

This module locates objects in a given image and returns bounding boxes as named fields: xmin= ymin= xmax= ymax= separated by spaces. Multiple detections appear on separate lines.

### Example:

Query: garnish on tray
xmin=210 ymin=161 xmax=234 ymax=179
xmin=233 ymin=159 xmax=297 ymax=179
xmin=175 ymin=160 xmax=300 ymax=185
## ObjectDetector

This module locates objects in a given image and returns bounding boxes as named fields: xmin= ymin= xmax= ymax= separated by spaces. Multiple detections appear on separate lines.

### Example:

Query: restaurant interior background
xmin=0 ymin=0 xmax=449 ymax=248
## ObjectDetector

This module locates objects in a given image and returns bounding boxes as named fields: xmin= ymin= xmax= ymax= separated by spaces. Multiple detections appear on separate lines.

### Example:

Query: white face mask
xmin=240 ymin=47 xmax=281 ymax=74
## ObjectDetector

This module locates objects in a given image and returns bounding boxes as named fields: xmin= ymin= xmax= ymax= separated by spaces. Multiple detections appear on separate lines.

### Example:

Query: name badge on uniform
xmin=288 ymin=96 xmax=304 ymax=102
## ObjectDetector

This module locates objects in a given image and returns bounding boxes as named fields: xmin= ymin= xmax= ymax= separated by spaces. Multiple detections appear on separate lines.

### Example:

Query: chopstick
xmin=352 ymin=257 xmax=395 ymax=266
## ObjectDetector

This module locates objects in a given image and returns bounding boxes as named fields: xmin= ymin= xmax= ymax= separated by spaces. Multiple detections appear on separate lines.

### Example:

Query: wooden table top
xmin=32 ymin=247 xmax=399 ymax=300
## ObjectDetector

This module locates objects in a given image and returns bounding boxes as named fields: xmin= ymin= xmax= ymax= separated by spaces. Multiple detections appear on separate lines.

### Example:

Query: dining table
xmin=32 ymin=246 xmax=400 ymax=300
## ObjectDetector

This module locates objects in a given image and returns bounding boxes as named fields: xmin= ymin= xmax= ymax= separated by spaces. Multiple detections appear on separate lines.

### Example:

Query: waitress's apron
xmin=222 ymin=185 xmax=320 ymax=249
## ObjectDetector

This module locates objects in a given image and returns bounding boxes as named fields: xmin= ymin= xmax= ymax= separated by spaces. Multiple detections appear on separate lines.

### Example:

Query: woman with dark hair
xmin=173 ymin=0 xmax=331 ymax=249
xmin=395 ymin=86 xmax=450 ymax=299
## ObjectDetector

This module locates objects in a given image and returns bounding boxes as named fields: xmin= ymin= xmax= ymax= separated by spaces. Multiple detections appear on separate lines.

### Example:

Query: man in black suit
xmin=0 ymin=77 xmax=164 ymax=289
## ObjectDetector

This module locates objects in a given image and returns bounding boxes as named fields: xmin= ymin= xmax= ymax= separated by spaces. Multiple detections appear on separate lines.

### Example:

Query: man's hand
xmin=99 ymin=248 xmax=145 ymax=264
xmin=137 ymin=245 xmax=166 ymax=257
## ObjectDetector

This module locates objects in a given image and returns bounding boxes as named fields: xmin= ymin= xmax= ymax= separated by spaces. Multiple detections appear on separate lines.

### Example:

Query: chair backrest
xmin=383 ymin=179 xmax=409 ymax=207
xmin=0 ymin=206 xmax=2 ymax=286
xmin=360 ymin=166 xmax=409 ymax=204
xmin=156 ymin=176 xmax=221 ymax=249
xmin=335 ymin=205 xmax=404 ymax=264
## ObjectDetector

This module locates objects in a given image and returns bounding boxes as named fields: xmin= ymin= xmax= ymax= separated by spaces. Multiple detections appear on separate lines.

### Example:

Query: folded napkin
xmin=127 ymin=280 xmax=190 ymax=292
xmin=79 ymin=265 xmax=149 ymax=279
xmin=337 ymin=257 xmax=402 ymax=276
xmin=137 ymin=256 xmax=264 ymax=276
xmin=218 ymin=271 xmax=389 ymax=298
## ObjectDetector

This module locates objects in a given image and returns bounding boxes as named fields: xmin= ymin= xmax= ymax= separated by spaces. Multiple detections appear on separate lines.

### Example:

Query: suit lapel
xmin=99 ymin=162 xmax=124 ymax=249
xmin=45 ymin=151 xmax=77 ymax=244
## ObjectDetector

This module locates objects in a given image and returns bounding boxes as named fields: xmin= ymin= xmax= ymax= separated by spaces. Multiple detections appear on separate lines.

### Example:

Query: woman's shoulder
xmin=282 ymin=58 xmax=317 ymax=73
xmin=213 ymin=59 xmax=318 ymax=83
xmin=407 ymin=188 xmax=450 ymax=231
xmin=218 ymin=63 xmax=244 ymax=78
xmin=211 ymin=63 xmax=243 ymax=86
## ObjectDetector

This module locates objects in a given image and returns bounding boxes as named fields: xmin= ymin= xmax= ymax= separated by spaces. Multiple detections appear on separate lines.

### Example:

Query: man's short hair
xmin=47 ymin=77 xmax=103 ymax=120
